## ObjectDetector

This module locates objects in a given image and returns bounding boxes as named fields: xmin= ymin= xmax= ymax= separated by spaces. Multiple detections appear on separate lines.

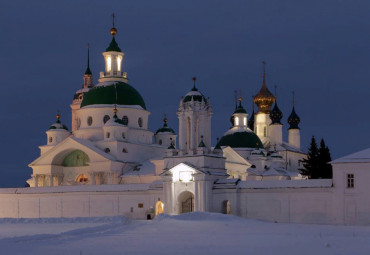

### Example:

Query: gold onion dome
xmin=253 ymin=63 xmax=275 ymax=113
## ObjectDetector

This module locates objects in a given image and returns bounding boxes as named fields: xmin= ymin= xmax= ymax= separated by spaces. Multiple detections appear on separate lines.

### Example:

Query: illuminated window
xmin=347 ymin=174 xmax=354 ymax=188
xmin=138 ymin=117 xmax=143 ymax=127
xmin=117 ymin=56 xmax=122 ymax=72
xmin=235 ymin=117 xmax=239 ymax=126
xmin=76 ymin=174 xmax=88 ymax=183
xmin=103 ymin=115 xmax=110 ymax=124
xmin=106 ymin=56 xmax=112 ymax=72
xmin=87 ymin=116 xmax=93 ymax=126
xmin=243 ymin=117 xmax=247 ymax=126
xmin=122 ymin=116 xmax=129 ymax=125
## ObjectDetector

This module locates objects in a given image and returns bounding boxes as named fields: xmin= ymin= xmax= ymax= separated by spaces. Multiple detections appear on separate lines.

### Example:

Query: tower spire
xmin=110 ymin=13 xmax=117 ymax=36
xmin=84 ymin=43 xmax=92 ymax=75
xmin=192 ymin=77 xmax=197 ymax=91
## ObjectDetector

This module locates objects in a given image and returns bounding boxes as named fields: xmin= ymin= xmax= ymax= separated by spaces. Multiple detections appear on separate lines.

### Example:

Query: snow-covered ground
xmin=0 ymin=213 xmax=369 ymax=255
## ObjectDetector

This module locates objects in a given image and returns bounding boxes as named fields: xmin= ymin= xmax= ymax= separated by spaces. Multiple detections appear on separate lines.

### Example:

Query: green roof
xmin=81 ymin=82 xmax=146 ymax=109
xmin=216 ymin=131 xmax=263 ymax=149
xmin=106 ymin=37 xmax=122 ymax=52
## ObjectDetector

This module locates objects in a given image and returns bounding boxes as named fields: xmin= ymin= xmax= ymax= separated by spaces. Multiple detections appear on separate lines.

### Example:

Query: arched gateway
xmin=178 ymin=191 xmax=195 ymax=213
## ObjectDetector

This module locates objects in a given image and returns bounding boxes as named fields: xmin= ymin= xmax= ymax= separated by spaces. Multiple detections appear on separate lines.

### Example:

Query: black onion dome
xmin=248 ymin=109 xmax=255 ymax=130
xmin=269 ymin=102 xmax=283 ymax=124
xmin=288 ymin=106 xmax=300 ymax=129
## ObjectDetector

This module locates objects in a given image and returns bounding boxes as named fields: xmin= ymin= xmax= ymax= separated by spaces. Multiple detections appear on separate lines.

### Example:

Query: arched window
xmin=62 ymin=150 xmax=89 ymax=167
xmin=138 ymin=117 xmax=143 ymax=127
xmin=122 ymin=116 xmax=129 ymax=125
xmin=104 ymin=148 xmax=110 ymax=153
xmin=76 ymin=174 xmax=88 ymax=183
xmin=87 ymin=116 xmax=93 ymax=126
xmin=103 ymin=115 xmax=110 ymax=124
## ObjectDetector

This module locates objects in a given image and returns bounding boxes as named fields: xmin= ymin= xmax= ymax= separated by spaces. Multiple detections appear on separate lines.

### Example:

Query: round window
xmin=122 ymin=116 xmax=129 ymax=125
xmin=138 ymin=117 xmax=143 ymax=127
xmin=103 ymin=115 xmax=110 ymax=124
xmin=87 ymin=116 xmax=93 ymax=126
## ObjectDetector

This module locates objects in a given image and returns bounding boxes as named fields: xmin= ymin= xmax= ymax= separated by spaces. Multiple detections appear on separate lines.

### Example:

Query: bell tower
xmin=177 ymin=77 xmax=213 ymax=154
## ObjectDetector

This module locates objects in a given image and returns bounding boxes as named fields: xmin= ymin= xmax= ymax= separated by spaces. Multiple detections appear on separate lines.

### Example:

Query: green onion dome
xmin=49 ymin=113 xmax=69 ymax=131
xmin=288 ymin=106 xmax=300 ymax=129
xmin=81 ymin=82 xmax=146 ymax=109
xmin=216 ymin=128 xmax=263 ymax=149
xmin=156 ymin=117 xmax=175 ymax=134
xmin=106 ymin=37 xmax=122 ymax=52
xmin=233 ymin=101 xmax=247 ymax=114
xmin=183 ymin=87 xmax=207 ymax=103
xmin=269 ymin=102 xmax=283 ymax=124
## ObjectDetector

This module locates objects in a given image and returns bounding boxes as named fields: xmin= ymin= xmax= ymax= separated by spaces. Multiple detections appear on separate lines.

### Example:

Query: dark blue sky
xmin=1 ymin=0 xmax=369 ymax=187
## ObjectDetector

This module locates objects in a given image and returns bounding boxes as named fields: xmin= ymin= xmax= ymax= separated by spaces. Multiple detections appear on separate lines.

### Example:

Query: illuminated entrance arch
xmin=178 ymin=191 xmax=194 ymax=214
xmin=155 ymin=200 xmax=164 ymax=216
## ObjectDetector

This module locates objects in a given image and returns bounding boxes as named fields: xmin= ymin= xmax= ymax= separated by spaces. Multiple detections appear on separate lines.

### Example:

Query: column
xmin=34 ymin=175 xmax=39 ymax=187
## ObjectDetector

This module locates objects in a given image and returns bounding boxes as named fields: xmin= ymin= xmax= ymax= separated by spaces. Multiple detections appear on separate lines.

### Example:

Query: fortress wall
xmin=0 ymin=188 xmax=162 ymax=220
xmin=212 ymin=187 xmax=337 ymax=224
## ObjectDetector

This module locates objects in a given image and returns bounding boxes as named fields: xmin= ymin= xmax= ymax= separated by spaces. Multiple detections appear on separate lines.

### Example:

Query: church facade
xmin=0 ymin=23 xmax=369 ymax=225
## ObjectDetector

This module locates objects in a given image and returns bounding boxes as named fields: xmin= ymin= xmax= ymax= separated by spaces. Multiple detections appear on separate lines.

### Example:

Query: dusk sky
xmin=1 ymin=0 xmax=369 ymax=187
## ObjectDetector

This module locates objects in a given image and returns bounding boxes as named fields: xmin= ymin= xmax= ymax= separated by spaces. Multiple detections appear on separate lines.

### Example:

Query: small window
xmin=103 ymin=115 xmax=110 ymax=124
xmin=159 ymin=139 xmax=162 ymax=145
xmin=263 ymin=126 xmax=267 ymax=137
xmin=49 ymin=137 xmax=53 ymax=143
xmin=347 ymin=174 xmax=354 ymax=188
xmin=79 ymin=94 xmax=83 ymax=100
xmin=138 ymin=203 xmax=144 ymax=208
xmin=76 ymin=174 xmax=88 ymax=183
xmin=87 ymin=116 xmax=93 ymax=126
xmin=122 ymin=132 xmax=126 ymax=139
xmin=122 ymin=116 xmax=129 ymax=125
xmin=138 ymin=117 xmax=143 ymax=127
xmin=104 ymin=148 xmax=110 ymax=153
xmin=122 ymin=148 xmax=128 ymax=153
xmin=106 ymin=132 xmax=110 ymax=138
xmin=77 ymin=118 xmax=81 ymax=129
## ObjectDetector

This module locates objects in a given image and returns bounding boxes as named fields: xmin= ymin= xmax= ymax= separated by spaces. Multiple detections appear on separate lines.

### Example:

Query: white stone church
xmin=0 ymin=24 xmax=369 ymax=225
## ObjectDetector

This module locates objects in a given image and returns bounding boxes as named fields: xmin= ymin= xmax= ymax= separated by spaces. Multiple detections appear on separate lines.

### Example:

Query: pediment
xmin=29 ymin=137 xmax=115 ymax=166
